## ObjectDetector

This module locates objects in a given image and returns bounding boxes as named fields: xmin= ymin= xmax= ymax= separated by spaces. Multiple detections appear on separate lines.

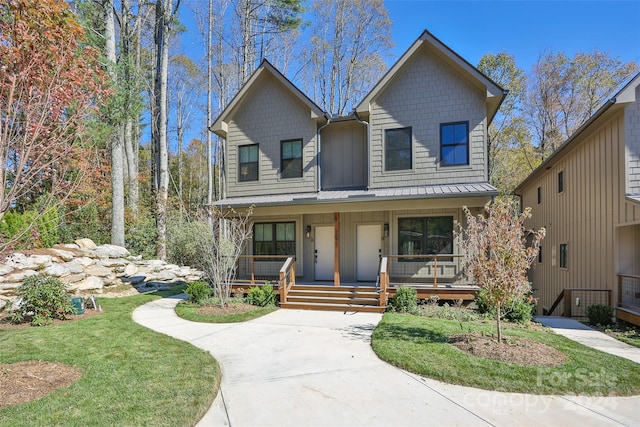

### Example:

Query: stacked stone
xmin=0 ymin=238 xmax=202 ymax=306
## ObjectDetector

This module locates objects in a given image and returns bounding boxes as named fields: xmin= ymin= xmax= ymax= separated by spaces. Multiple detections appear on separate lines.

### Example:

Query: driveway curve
xmin=133 ymin=297 xmax=640 ymax=427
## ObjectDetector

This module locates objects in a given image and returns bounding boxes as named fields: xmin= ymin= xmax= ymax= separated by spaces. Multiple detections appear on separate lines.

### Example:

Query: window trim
xmin=440 ymin=121 xmax=470 ymax=167
xmin=253 ymin=221 xmax=296 ymax=259
xmin=384 ymin=127 xmax=412 ymax=172
xmin=238 ymin=144 xmax=259 ymax=182
xmin=397 ymin=216 xmax=454 ymax=262
xmin=280 ymin=138 xmax=303 ymax=179
xmin=559 ymin=243 xmax=568 ymax=269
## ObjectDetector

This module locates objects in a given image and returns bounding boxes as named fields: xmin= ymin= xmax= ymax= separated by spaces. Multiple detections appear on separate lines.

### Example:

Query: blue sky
xmin=173 ymin=0 xmax=640 ymax=148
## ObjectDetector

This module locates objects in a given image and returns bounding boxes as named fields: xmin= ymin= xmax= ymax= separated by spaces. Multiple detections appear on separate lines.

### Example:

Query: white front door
xmin=357 ymin=224 xmax=382 ymax=281
xmin=314 ymin=226 xmax=334 ymax=281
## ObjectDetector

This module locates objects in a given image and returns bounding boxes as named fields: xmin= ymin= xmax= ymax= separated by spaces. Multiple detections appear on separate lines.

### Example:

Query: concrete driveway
xmin=133 ymin=297 xmax=640 ymax=427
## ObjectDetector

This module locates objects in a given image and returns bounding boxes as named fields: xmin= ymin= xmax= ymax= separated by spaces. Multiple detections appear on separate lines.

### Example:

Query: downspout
xmin=317 ymin=114 xmax=331 ymax=192
xmin=353 ymin=111 xmax=370 ymax=190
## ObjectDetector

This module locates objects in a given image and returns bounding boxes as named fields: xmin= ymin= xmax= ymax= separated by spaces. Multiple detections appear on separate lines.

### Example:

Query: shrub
xmin=586 ymin=304 xmax=614 ymax=326
xmin=389 ymin=286 xmax=417 ymax=313
xmin=10 ymin=275 xmax=75 ymax=326
xmin=185 ymin=281 xmax=211 ymax=304
xmin=247 ymin=283 xmax=277 ymax=307
xmin=126 ymin=215 xmax=157 ymax=259
xmin=475 ymin=289 xmax=535 ymax=324
xmin=167 ymin=220 xmax=211 ymax=267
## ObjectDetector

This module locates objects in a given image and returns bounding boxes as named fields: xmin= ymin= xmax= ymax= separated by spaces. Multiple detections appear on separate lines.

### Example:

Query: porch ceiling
xmin=214 ymin=182 xmax=498 ymax=208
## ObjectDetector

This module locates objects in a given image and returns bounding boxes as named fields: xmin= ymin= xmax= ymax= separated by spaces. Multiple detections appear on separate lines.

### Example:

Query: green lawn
xmin=175 ymin=300 xmax=277 ymax=323
xmin=0 ymin=288 xmax=220 ymax=426
xmin=372 ymin=312 xmax=640 ymax=396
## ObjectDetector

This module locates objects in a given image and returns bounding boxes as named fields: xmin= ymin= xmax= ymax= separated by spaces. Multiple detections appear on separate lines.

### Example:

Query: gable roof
xmin=210 ymin=59 xmax=325 ymax=138
xmin=355 ymin=30 xmax=506 ymax=124
xmin=514 ymin=72 xmax=640 ymax=193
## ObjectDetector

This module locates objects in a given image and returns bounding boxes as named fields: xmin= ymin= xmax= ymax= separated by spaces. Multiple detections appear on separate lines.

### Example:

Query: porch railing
xmin=385 ymin=254 xmax=466 ymax=288
xmin=545 ymin=288 xmax=612 ymax=317
xmin=279 ymin=256 xmax=296 ymax=304
xmin=235 ymin=255 xmax=290 ymax=285
xmin=618 ymin=274 xmax=640 ymax=311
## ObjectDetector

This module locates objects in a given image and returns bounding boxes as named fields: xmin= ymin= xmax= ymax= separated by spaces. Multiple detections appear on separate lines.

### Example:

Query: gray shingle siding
xmin=369 ymin=45 xmax=487 ymax=189
xmin=227 ymin=73 xmax=317 ymax=198
xmin=626 ymin=85 xmax=640 ymax=196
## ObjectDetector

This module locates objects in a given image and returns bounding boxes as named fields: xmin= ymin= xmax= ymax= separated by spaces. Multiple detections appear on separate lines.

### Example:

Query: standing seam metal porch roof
xmin=213 ymin=183 xmax=498 ymax=207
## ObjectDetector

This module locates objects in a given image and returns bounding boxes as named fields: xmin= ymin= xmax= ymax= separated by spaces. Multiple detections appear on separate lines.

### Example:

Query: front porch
xmin=230 ymin=255 xmax=479 ymax=312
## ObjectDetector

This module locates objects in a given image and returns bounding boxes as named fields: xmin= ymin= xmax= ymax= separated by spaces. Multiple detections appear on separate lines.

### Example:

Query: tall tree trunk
xmin=153 ymin=0 xmax=173 ymax=260
xmin=122 ymin=0 xmax=139 ymax=219
xmin=206 ymin=0 xmax=213 ymax=213
xmin=105 ymin=0 xmax=125 ymax=246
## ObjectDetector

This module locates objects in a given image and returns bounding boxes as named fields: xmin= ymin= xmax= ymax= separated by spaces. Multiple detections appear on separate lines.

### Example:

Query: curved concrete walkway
xmin=133 ymin=297 xmax=640 ymax=427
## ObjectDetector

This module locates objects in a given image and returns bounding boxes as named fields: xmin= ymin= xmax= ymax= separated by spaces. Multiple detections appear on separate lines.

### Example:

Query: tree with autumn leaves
xmin=0 ymin=0 xmax=109 ymax=252
xmin=459 ymin=199 xmax=545 ymax=343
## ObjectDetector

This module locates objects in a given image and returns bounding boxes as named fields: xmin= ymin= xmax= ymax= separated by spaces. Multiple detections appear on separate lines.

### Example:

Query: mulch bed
xmin=0 ymin=361 xmax=82 ymax=409
xmin=196 ymin=301 xmax=259 ymax=316
xmin=0 ymin=309 xmax=103 ymax=331
xmin=449 ymin=332 xmax=568 ymax=366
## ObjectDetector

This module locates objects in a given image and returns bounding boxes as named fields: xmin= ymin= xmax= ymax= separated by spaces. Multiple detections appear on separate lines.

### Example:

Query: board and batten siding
xmin=226 ymin=73 xmax=317 ymax=198
xmin=320 ymin=121 xmax=367 ymax=190
xmin=625 ymin=85 xmax=640 ymax=196
xmin=521 ymin=105 xmax=640 ymax=314
xmin=368 ymin=44 xmax=487 ymax=189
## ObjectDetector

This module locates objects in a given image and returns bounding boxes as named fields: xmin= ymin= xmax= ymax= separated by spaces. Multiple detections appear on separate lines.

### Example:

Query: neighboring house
xmin=515 ymin=73 xmax=640 ymax=326
xmin=210 ymin=30 xmax=505 ymax=304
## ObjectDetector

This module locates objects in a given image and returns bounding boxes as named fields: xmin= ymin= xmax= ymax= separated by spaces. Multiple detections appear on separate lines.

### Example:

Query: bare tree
xmin=197 ymin=206 xmax=254 ymax=308
xmin=526 ymin=50 xmax=638 ymax=159
xmin=301 ymin=0 xmax=392 ymax=115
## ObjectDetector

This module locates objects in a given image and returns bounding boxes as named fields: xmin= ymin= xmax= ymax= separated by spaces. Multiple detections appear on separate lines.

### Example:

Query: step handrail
xmin=279 ymin=256 xmax=296 ymax=304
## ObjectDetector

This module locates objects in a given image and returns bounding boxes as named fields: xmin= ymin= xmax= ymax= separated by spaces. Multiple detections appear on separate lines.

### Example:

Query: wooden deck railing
xmin=385 ymin=254 xmax=466 ymax=288
xmin=235 ymin=255 xmax=290 ymax=285
xmin=618 ymin=274 xmax=640 ymax=311
xmin=378 ymin=256 xmax=389 ymax=307
xmin=279 ymin=256 xmax=296 ymax=304
xmin=545 ymin=288 xmax=612 ymax=317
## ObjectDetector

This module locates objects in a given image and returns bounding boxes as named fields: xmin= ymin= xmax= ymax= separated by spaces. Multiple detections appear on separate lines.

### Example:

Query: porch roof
xmin=214 ymin=182 xmax=498 ymax=208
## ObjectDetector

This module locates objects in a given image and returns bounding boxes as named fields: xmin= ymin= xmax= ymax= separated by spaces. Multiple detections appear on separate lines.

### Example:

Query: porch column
xmin=334 ymin=212 xmax=340 ymax=286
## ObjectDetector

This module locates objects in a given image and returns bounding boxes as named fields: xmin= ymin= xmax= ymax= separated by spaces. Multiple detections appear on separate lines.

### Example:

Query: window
xmin=398 ymin=217 xmax=453 ymax=259
xmin=385 ymin=127 xmax=412 ymax=171
xmin=559 ymin=243 xmax=568 ymax=268
xmin=537 ymin=186 xmax=542 ymax=204
xmin=239 ymin=144 xmax=258 ymax=182
xmin=538 ymin=245 xmax=543 ymax=263
xmin=254 ymin=222 xmax=295 ymax=256
xmin=558 ymin=170 xmax=564 ymax=193
xmin=440 ymin=122 xmax=469 ymax=166
xmin=281 ymin=139 xmax=303 ymax=178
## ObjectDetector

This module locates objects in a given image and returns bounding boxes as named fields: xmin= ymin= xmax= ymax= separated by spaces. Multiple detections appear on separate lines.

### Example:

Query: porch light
xmin=384 ymin=223 xmax=389 ymax=237
xmin=305 ymin=225 xmax=311 ymax=239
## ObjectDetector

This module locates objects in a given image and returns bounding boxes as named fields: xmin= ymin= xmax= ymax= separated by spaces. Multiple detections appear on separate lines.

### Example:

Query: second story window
xmin=440 ymin=122 xmax=469 ymax=166
xmin=281 ymin=139 xmax=303 ymax=178
xmin=239 ymin=144 xmax=258 ymax=182
xmin=385 ymin=127 xmax=412 ymax=171
xmin=537 ymin=186 xmax=542 ymax=204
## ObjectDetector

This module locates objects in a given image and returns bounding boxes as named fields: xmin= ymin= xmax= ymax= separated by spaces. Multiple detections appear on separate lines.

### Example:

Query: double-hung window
xmin=239 ymin=144 xmax=259 ymax=182
xmin=385 ymin=127 xmax=412 ymax=171
xmin=281 ymin=139 xmax=303 ymax=178
xmin=398 ymin=217 xmax=453 ymax=260
xmin=254 ymin=222 xmax=296 ymax=257
xmin=440 ymin=122 xmax=469 ymax=166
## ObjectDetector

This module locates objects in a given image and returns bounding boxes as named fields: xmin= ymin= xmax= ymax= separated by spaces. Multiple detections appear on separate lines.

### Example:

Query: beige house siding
xmin=226 ymin=73 xmax=318 ymax=198
xmin=522 ymin=107 xmax=640 ymax=314
xmin=368 ymin=44 xmax=487 ymax=189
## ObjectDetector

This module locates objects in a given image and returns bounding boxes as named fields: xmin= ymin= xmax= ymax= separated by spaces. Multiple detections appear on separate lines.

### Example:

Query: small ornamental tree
xmin=459 ymin=199 xmax=545 ymax=343
xmin=197 ymin=206 xmax=254 ymax=308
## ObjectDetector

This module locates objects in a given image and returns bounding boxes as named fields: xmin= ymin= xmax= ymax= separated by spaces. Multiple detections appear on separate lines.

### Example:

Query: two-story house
xmin=515 ymin=73 xmax=640 ymax=326
xmin=211 ymin=30 xmax=505 ymax=310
